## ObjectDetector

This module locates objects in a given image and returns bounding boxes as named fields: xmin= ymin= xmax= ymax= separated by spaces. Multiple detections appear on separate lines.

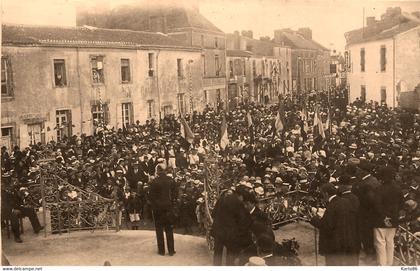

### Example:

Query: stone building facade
xmin=274 ymin=28 xmax=331 ymax=94
xmin=77 ymin=4 xmax=227 ymax=110
xmin=345 ymin=8 xmax=420 ymax=107
xmin=1 ymin=24 xmax=203 ymax=149
xmin=226 ymin=31 xmax=292 ymax=108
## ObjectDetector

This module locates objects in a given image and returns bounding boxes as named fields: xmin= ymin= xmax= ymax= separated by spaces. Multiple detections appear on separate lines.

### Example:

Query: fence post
xmin=40 ymin=172 xmax=47 ymax=238
xmin=56 ymin=181 xmax=62 ymax=235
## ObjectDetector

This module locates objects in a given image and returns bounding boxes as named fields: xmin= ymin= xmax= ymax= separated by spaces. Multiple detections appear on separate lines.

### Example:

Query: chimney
xmin=412 ymin=11 xmax=420 ymax=19
xmin=297 ymin=27 xmax=312 ymax=40
xmin=233 ymin=31 xmax=240 ymax=50
xmin=366 ymin=16 xmax=376 ymax=26
xmin=241 ymin=30 xmax=253 ymax=39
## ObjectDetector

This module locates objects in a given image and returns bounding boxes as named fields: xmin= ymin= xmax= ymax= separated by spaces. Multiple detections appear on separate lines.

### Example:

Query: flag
xmin=180 ymin=117 xmax=194 ymax=144
xmin=247 ymin=111 xmax=253 ymax=128
xmin=275 ymin=102 xmax=285 ymax=134
xmin=246 ymin=110 xmax=254 ymax=144
xmin=313 ymin=107 xmax=325 ymax=139
xmin=220 ymin=115 xmax=229 ymax=149
xmin=325 ymin=110 xmax=330 ymax=131
xmin=275 ymin=111 xmax=284 ymax=133
xmin=300 ymin=107 xmax=308 ymax=121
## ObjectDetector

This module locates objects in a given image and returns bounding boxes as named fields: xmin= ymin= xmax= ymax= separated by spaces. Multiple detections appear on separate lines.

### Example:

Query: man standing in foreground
xmin=310 ymin=183 xmax=355 ymax=265
xmin=149 ymin=164 xmax=177 ymax=256
xmin=211 ymin=185 xmax=253 ymax=265
xmin=372 ymin=167 xmax=404 ymax=266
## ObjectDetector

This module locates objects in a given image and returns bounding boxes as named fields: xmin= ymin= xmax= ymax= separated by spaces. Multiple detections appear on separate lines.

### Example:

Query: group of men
xmin=1 ymin=87 xmax=419 ymax=265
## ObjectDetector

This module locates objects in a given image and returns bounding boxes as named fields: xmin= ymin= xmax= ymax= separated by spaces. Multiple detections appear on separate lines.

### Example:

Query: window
xmin=215 ymin=55 xmax=220 ymax=77
xmin=215 ymin=37 xmax=218 ymax=48
xmin=121 ymin=59 xmax=131 ymax=83
xmin=229 ymin=60 xmax=234 ymax=78
xmin=1 ymin=127 xmax=13 ymax=151
xmin=28 ymin=123 xmax=45 ymax=145
xmin=360 ymin=48 xmax=365 ymax=72
xmin=242 ymin=59 xmax=246 ymax=76
xmin=91 ymin=56 xmax=104 ymax=84
xmin=345 ymin=51 xmax=351 ymax=70
xmin=91 ymin=104 xmax=109 ymax=128
xmin=252 ymin=60 xmax=256 ymax=76
xmin=53 ymin=59 xmax=67 ymax=87
xmin=147 ymin=100 xmax=155 ymax=119
xmin=163 ymin=105 xmax=172 ymax=116
xmin=177 ymin=58 xmax=183 ymax=78
xmin=121 ymin=103 xmax=133 ymax=127
xmin=56 ymin=110 xmax=72 ymax=141
xmin=1 ymin=127 xmax=12 ymax=137
xmin=202 ymin=55 xmax=206 ymax=76
xmin=1 ymin=57 xmax=13 ymax=96
xmin=380 ymin=46 xmax=386 ymax=72
xmin=361 ymin=85 xmax=366 ymax=102
xmin=148 ymin=53 xmax=155 ymax=77
xmin=380 ymin=87 xmax=387 ymax=105
xmin=216 ymin=89 xmax=221 ymax=102
xmin=204 ymin=90 xmax=208 ymax=104
xmin=178 ymin=93 xmax=185 ymax=115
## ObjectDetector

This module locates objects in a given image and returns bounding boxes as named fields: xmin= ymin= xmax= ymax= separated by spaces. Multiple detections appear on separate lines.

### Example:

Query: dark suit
xmin=211 ymin=190 xmax=253 ymax=265
xmin=147 ymin=158 xmax=159 ymax=176
xmin=250 ymin=207 xmax=275 ymax=241
xmin=1 ymin=188 xmax=42 ymax=239
xmin=341 ymin=191 xmax=361 ymax=265
xmin=311 ymin=196 xmax=357 ymax=266
xmin=352 ymin=174 xmax=380 ymax=256
xmin=126 ymin=166 xmax=146 ymax=189
xmin=372 ymin=181 xmax=404 ymax=228
xmin=149 ymin=173 xmax=177 ymax=255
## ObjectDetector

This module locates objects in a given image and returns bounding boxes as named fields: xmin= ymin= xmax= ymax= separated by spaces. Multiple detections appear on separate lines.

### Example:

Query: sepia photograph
xmin=1 ymin=0 xmax=420 ymax=268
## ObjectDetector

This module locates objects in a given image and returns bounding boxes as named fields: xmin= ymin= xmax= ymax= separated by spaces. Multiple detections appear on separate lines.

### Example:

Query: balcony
xmin=203 ymin=76 xmax=226 ymax=88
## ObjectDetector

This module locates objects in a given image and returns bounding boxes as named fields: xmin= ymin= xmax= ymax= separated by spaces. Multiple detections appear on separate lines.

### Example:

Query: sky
xmin=2 ymin=0 xmax=420 ymax=52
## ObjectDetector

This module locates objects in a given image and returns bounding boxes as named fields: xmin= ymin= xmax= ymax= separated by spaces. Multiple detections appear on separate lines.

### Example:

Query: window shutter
xmin=6 ymin=57 xmax=13 ymax=96
xmin=130 ymin=103 xmax=134 ymax=124
xmin=67 ymin=110 xmax=73 ymax=136
xmin=104 ymin=104 xmax=110 ymax=125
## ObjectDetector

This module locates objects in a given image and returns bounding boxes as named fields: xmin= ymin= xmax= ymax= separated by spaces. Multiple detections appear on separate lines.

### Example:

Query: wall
xmin=1 ymin=45 xmax=202 ymax=148
xmin=346 ymin=38 xmax=394 ymax=106
xmin=395 ymin=26 xmax=420 ymax=106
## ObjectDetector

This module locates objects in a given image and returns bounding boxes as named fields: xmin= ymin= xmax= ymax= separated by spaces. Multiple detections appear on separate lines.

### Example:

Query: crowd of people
xmin=1 ymin=88 xmax=420 ymax=265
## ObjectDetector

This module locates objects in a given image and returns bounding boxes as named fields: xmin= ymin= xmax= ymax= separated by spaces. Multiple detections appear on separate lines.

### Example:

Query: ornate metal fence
xmin=395 ymin=225 xmax=420 ymax=266
xmin=36 ymin=162 xmax=118 ymax=235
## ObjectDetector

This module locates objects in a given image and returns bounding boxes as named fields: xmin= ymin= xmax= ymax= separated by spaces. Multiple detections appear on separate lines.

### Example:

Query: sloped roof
xmin=345 ymin=20 xmax=419 ymax=46
xmin=226 ymin=49 xmax=253 ymax=57
xmin=178 ymin=8 xmax=223 ymax=33
xmin=278 ymin=31 xmax=328 ymax=51
xmin=77 ymin=6 xmax=224 ymax=34
xmin=2 ymin=24 xmax=200 ymax=50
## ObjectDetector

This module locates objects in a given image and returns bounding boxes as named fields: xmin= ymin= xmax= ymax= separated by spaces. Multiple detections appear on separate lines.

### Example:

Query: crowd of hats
xmin=1 ymin=89 xmax=419 ymax=234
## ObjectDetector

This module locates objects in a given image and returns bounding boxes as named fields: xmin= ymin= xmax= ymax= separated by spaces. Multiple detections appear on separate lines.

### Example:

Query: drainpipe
xmin=156 ymin=50 xmax=162 ymax=124
xmin=393 ymin=37 xmax=396 ymax=108
xmin=76 ymin=47 xmax=83 ymax=135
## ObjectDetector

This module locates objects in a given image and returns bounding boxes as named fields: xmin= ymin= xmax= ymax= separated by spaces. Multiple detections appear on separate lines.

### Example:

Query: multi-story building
xmin=274 ymin=28 xmax=331 ymax=94
xmin=1 ymin=24 xmax=203 ymax=149
xmin=330 ymin=52 xmax=347 ymax=89
xmin=345 ymin=8 xmax=420 ymax=107
xmin=77 ymin=4 xmax=227 ymax=110
xmin=226 ymin=31 xmax=292 ymax=107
